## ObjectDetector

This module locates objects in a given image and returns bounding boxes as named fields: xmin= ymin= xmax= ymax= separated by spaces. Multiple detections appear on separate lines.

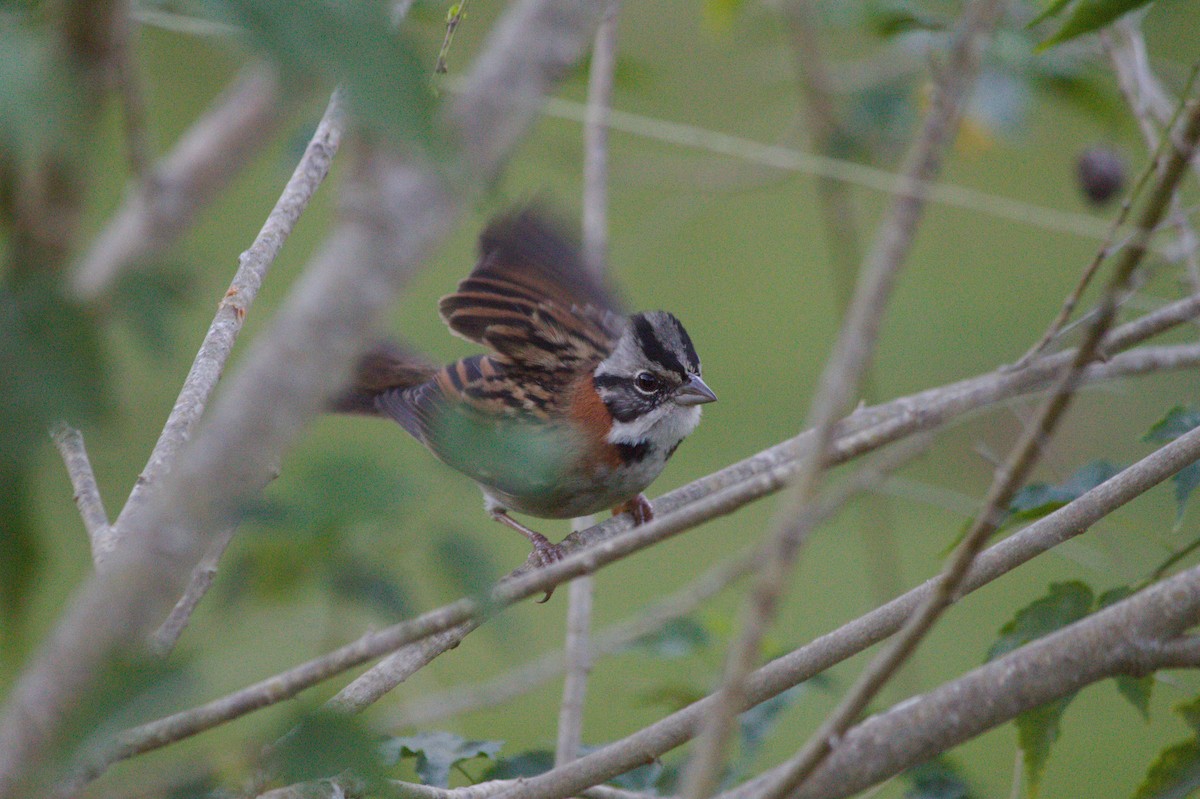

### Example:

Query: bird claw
xmin=613 ymin=494 xmax=654 ymax=526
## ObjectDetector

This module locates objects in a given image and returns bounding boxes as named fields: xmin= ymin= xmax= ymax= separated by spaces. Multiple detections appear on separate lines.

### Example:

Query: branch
xmin=111 ymin=87 xmax=345 ymax=539
xmin=62 ymin=333 xmax=1200 ymax=791
xmin=71 ymin=63 xmax=288 ymax=300
xmin=49 ymin=424 xmax=111 ymax=559
xmin=487 ymin=415 xmax=1200 ymax=799
xmin=389 ymin=551 xmax=753 ymax=729
xmin=761 ymin=76 xmax=1200 ymax=799
xmin=111 ymin=0 xmax=153 ymax=184
xmin=680 ymin=2 xmax=1006 ymax=795
xmin=0 ymin=2 xmax=606 ymax=795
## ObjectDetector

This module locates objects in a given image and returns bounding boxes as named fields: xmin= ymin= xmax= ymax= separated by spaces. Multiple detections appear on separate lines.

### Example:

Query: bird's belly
xmin=483 ymin=452 xmax=669 ymax=519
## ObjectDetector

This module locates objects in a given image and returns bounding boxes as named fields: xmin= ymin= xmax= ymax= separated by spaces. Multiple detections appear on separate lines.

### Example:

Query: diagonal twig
xmin=679 ymin=3 xmax=1006 ymax=797
xmin=50 ymin=424 xmax=111 ymax=559
xmin=757 ymin=75 xmax=1200 ymax=799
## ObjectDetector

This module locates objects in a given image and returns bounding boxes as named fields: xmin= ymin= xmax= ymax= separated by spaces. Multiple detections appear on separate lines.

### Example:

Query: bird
xmin=336 ymin=209 xmax=716 ymax=588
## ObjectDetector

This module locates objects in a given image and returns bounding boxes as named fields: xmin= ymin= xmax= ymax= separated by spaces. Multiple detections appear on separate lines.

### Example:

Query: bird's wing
xmin=438 ymin=209 xmax=626 ymax=373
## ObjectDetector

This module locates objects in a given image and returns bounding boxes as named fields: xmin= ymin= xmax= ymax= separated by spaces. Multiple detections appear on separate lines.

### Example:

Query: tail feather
xmin=332 ymin=341 xmax=436 ymax=415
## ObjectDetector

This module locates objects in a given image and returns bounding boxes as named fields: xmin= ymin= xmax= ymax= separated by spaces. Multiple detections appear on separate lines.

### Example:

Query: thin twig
xmin=148 ymin=526 xmax=237 ymax=654
xmin=71 ymin=63 xmax=287 ymax=300
xmin=50 ymin=424 xmax=111 ymax=560
xmin=580 ymin=1 xmax=619 ymax=275
xmin=679 ymin=4 xmax=1005 ymax=797
xmin=556 ymin=568 xmax=594 ymax=766
xmin=111 ymin=0 xmax=153 ymax=184
xmin=0 ymin=2 xmax=607 ymax=795
xmin=783 ymin=0 xmax=909 ymax=657
xmin=67 ymin=334 xmax=1200 ymax=790
xmin=389 ymin=551 xmax=754 ymax=729
xmin=1012 ymin=59 xmax=1200 ymax=368
xmin=435 ymin=0 xmax=471 ymax=75
xmin=488 ymin=418 xmax=1200 ymax=799
xmin=757 ymin=79 xmax=1200 ymax=799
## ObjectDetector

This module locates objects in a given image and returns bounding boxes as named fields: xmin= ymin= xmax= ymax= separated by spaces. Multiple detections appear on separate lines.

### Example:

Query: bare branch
xmin=111 ymin=0 xmax=153 ymax=183
xmin=557 ymin=568 xmax=594 ymax=766
xmin=761 ymin=90 xmax=1200 ymax=799
xmin=148 ymin=525 xmax=237 ymax=654
xmin=71 ymin=63 xmax=288 ymax=300
xmin=95 ymin=90 xmax=345 ymax=570
xmin=580 ymin=1 xmax=619 ymax=275
xmin=0 ymin=2 xmax=606 ymax=795
xmin=49 ymin=424 xmax=111 ymax=559
xmin=389 ymin=551 xmax=753 ymax=729
xmin=681 ymin=3 xmax=1006 ymax=796
xmin=487 ymin=417 xmax=1200 ymax=799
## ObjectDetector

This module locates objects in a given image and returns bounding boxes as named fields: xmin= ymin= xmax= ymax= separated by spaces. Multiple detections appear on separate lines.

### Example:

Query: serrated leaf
xmin=1133 ymin=739 xmax=1200 ymax=799
xmin=1172 ymin=464 xmax=1200 ymax=522
xmin=1007 ymin=461 xmax=1123 ymax=525
xmin=988 ymin=582 xmax=1095 ymax=661
xmin=1015 ymin=696 xmax=1075 ymax=798
xmin=1145 ymin=407 xmax=1200 ymax=444
xmin=1098 ymin=587 xmax=1153 ymax=719
xmin=609 ymin=758 xmax=663 ymax=791
xmin=272 ymin=708 xmax=388 ymax=788
xmin=624 ymin=617 xmax=711 ymax=659
xmin=482 ymin=750 xmax=554 ymax=781
xmin=733 ymin=685 xmax=808 ymax=778
xmin=1037 ymin=0 xmax=1156 ymax=50
xmin=381 ymin=731 xmax=502 ymax=788
xmin=902 ymin=756 xmax=975 ymax=799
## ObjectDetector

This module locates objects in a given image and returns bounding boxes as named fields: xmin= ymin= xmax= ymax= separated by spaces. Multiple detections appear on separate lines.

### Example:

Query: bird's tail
xmin=331 ymin=340 xmax=437 ymax=415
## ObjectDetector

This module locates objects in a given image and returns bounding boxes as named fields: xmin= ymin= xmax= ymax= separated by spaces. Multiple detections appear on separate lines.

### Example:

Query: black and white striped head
xmin=593 ymin=311 xmax=716 ymax=448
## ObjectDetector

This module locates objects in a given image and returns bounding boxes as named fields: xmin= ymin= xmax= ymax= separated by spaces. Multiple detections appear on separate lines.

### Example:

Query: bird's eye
xmin=634 ymin=371 xmax=662 ymax=395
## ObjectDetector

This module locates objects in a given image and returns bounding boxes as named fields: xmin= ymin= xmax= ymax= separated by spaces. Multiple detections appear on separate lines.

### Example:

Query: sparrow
xmin=337 ymin=209 xmax=716 ymax=586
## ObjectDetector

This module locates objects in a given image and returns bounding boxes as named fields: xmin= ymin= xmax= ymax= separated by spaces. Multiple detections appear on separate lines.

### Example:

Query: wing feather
xmin=439 ymin=210 xmax=625 ymax=367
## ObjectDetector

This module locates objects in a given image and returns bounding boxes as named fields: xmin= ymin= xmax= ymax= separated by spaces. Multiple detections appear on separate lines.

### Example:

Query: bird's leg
xmin=612 ymin=493 xmax=654 ymax=526
xmin=490 ymin=510 xmax=565 ymax=602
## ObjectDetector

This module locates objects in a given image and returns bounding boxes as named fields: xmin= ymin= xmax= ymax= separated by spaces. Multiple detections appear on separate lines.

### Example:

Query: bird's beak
xmin=675 ymin=374 xmax=717 ymax=406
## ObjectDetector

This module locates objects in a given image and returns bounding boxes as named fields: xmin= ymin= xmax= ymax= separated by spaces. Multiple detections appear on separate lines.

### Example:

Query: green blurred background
xmin=9 ymin=0 xmax=1200 ymax=796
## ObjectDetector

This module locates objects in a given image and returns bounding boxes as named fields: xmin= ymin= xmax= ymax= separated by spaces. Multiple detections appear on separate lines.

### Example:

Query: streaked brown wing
xmin=375 ymin=355 xmax=554 ymax=447
xmin=438 ymin=210 xmax=625 ymax=370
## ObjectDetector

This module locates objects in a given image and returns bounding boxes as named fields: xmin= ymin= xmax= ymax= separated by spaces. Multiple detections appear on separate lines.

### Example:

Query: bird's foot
xmin=492 ymin=510 xmax=565 ymax=603
xmin=613 ymin=493 xmax=654 ymax=526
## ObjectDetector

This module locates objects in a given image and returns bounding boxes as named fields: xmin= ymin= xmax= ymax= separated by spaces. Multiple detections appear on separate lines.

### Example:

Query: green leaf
xmin=1037 ymin=0 xmax=1156 ymax=50
xmin=1174 ymin=695 xmax=1200 ymax=734
xmin=1028 ymin=0 xmax=1076 ymax=27
xmin=624 ymin=617 xmax=711 ymax=658
xmin=1015 ymin=696 xmax=1075 ymax=798
xmin=734 ymin=685 xmax=808 ymax=777
xmin=866 ymin=1 xmax=946 ymax=37
xmin=381 ymin=731 xmax=502 ymax=788
xmin=902 ymin=756 xmax=975 ymax=799
xmin=326 ymin=556 xmax=413 ymax=618
xmin=433 ymin=530 xmax=504 ymax=608
xmin=988 ymin=583 xmax=1094 ymax=796
xmin=0 ymin=461 xmax=40 ymax=654
xmin=271 ymin=707 xmax=389 ymax=788
xmin=1145 ymin=407 xmax=1200 ymax=444
xmin=1097 ymin=587 xmax=1153 ymax=719
xmin=201 ymin=0 xmax=437 ymax=150
xmin=1172 ymin=464 xmax=1200 ymax=522
xmin=702 ymin=0 xmax=745 ymax=32
xmin=988 ymin=582 xmax=1094 ymax=661
xmin=111 ymin=263 xmax=193 ymax=360
xmin=482 ymin=750 xmax=554 ymax=781
xmin=1007 ymin=461 xmax=1124 ymax=525
xmin=1133 ymin=740 xmax=1200 ymax=799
